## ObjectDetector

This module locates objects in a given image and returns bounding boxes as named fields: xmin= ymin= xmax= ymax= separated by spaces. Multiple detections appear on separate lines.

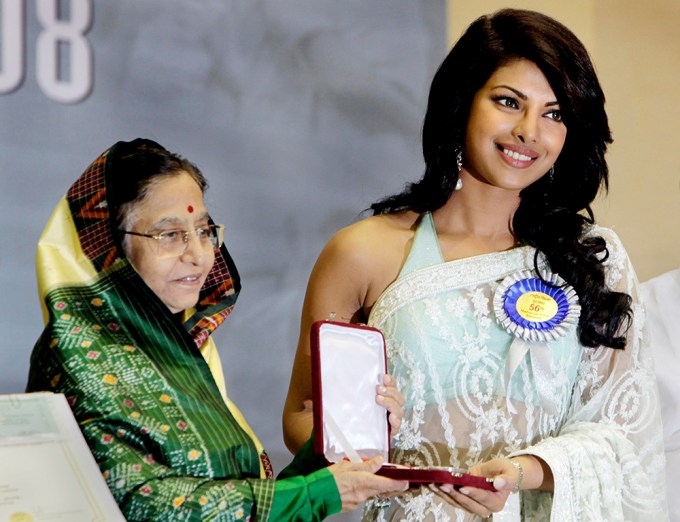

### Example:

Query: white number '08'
xmin=36 ymin=0 xmax=93 ymax=104
xmin=0 ymin=0 xmax=93 ymax=103
xmin=0 ymin=0 xmax=24 ymax=93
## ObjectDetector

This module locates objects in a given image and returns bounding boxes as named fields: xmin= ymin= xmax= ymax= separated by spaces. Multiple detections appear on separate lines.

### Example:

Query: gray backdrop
xmin=0 ymin=1 xmax=445 ymax=516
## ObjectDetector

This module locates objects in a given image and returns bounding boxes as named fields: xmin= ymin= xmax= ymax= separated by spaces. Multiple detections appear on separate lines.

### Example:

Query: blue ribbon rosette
xmin=493 ymin=270 xmax=581 ymax=414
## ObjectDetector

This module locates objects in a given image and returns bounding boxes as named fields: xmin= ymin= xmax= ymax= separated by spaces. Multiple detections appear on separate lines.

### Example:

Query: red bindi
xmin=187 ymin=205 xmax=194 ymax=213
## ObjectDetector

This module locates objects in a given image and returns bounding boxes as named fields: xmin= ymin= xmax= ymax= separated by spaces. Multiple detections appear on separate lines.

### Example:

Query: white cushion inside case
xmin=317 ymin=322 xmax=389 ymax=462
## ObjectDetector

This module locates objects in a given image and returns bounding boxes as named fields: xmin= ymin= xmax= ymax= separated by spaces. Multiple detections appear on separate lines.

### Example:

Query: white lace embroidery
xmin=362 ymin=226 xmax=667 ymax=522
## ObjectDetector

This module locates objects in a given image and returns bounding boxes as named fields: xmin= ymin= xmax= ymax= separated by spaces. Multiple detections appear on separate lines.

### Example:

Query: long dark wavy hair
xmin=370 ymin=9 xmax=631 ymax=349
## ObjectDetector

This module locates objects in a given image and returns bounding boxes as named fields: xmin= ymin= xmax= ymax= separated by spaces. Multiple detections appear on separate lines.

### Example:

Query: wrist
xmin=509 ymin=455 xmax=553 ymax=492
xmin=507 ymin=458 xmax=524 ymax=493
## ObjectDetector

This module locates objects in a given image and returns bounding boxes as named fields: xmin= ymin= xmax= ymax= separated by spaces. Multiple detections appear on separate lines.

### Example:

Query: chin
xmin=166 ymin=296 xmax=202 ymax=314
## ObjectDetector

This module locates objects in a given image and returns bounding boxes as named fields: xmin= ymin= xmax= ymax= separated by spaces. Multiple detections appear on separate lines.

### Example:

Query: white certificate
xmin=0 ymin=392 xmax=125 ymax=522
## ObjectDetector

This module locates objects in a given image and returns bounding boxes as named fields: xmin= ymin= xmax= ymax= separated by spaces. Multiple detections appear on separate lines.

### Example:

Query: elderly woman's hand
xmin=376 ymin=374 xmax=404 ymax=434
xmin=329 ymin=456 xmax=408 ymax=512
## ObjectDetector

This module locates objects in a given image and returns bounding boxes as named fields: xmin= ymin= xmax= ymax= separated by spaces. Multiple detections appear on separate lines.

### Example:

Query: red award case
xmin=310 ymin=320 xmax=496 ymax=490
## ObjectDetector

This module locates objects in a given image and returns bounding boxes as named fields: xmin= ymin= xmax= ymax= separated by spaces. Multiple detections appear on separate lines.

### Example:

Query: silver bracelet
xmin=507 ymin=459 xmax=524 ymax=493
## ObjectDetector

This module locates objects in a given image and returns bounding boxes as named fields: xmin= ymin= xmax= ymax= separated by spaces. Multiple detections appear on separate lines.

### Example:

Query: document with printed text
xmin=0 ymin=392 xmax=124 ymax=522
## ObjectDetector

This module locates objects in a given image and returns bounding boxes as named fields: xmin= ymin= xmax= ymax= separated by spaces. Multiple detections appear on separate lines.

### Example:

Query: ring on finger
xmin=374 ymin=495 xmax=391 ymax=509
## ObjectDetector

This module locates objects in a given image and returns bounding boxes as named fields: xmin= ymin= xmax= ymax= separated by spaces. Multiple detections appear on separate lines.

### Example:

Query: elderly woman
xmin=26 ymin=138 xmax=407 ymax=521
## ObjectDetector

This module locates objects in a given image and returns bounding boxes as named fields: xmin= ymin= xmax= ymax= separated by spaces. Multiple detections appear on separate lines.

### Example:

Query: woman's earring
xmin=455 ymin=149 xmax=463 ymax=190
xmin=548 ymin=165 xmax=555 ymax=182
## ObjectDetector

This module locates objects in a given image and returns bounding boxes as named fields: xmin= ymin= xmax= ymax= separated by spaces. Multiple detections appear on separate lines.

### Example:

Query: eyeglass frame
xmin=118 ymin=223 xmax=225 ymax=256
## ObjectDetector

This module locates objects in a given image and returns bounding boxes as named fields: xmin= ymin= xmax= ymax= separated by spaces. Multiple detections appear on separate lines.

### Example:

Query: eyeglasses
xmin=119 ymin=224 xmax=225 ymax=257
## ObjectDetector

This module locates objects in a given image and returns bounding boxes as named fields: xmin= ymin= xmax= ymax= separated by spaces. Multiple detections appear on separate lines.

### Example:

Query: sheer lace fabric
xmin=363 ymin=214 xmax=668 ymax=522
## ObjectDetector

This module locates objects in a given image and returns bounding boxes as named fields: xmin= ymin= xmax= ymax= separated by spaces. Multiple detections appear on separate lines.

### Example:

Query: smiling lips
xmin=497 ymin=144 xmax=538 ymax=167
xmin=175 ymin=274 xmax=202 ymax=284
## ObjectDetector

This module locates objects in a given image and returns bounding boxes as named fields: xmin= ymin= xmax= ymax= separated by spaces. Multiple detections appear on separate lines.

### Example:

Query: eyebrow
xmin=492 ymin=85 xmax=559 ymax=107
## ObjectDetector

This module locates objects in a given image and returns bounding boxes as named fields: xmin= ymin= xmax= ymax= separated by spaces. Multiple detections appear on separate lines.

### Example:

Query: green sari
xmin=27 ymin=141 xmax=339 ymax=521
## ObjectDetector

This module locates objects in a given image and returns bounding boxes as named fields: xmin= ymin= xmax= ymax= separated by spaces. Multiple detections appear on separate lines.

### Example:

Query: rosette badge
xmin=494 ymin=270 xmax=580 ymax=415
xmin=493 ymin=270 xmax=581 ymax=343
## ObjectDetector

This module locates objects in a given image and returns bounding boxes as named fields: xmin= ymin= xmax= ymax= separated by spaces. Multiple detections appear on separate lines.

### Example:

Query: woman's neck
xmin=432 ymin=175 xmax=521 ymax=259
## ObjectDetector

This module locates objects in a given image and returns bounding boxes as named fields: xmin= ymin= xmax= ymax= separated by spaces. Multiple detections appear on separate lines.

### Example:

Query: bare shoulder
xmin=324 ymin=212 xmax=418 ymax=265
xmin=316 ymin=211 xmax=419 ymax=310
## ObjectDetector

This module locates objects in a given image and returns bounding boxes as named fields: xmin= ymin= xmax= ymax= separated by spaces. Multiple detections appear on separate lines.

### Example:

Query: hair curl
xmin=370 ymin=9 xmax=631 ymax=348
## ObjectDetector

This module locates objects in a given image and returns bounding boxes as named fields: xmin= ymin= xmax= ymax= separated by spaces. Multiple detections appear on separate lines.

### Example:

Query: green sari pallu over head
xmin=27 ymin=139 xmax=277 ymax=521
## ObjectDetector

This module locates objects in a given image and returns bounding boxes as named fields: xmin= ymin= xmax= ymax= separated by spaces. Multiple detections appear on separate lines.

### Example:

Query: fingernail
xmin=459 ymin=488 xmax=470 ymax=495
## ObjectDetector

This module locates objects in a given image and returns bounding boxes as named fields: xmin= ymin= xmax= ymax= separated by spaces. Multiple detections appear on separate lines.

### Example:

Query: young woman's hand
xmin=376 ymin=374 xmax=404 ymax=435
xmin=429 ymin=478 xmax=511 ymax=519
xmin=430 ymin=455 xmax=552 ymax=518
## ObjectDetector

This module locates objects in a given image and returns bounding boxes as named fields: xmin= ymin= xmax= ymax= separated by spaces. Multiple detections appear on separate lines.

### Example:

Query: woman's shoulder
xmin=316 ymin=211 xmax=421 ymax=297
xmin=327 ymin=211 xmax=420 ymax=253
xmin=584 ymin=223 xmax=622 ymax=242
xmin=584 ymin=224 xmax=635 ymax=288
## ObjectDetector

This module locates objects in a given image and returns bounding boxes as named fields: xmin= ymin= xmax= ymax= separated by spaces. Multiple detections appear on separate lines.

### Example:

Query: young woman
xmin=283 ymin=9 xmax=668 ymax=521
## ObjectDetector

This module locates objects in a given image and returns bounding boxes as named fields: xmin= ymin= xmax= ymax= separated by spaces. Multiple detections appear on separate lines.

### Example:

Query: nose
xmin=512 ymin=112 xmax=539 ymax=143
xmin=179 ymin=231 xmax=207 ymax=265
